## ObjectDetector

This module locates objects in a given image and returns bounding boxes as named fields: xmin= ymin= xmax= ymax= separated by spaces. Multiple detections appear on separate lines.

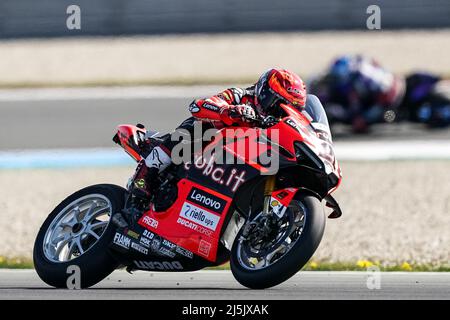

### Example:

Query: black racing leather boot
xmin=113 ymin=145 xmax=172 ymax=228
xmin=130 ymin=160 xmax=159 ymax=200
xmin=112 ymin=160 xmax=159 ymax=228
xmin=130 ymin=145 xmax=172 ymax=199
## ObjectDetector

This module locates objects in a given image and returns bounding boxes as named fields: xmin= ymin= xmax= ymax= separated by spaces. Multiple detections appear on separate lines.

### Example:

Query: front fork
xmin=262 ymin=176 xmax=276 ymax=215
xmin=240 ymin=176 xmax=298 ymax=240
xmin=240 ymin=176 xmax=277 ymax=240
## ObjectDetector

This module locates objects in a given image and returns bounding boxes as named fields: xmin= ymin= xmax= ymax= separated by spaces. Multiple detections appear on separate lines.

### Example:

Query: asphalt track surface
xmin=0 ymin=270 xmax=448 ymax=300
xmin=1 ymin=95 xmax=450 ymax=150
xmin=0 ymin=97 xmax=192 ymax=150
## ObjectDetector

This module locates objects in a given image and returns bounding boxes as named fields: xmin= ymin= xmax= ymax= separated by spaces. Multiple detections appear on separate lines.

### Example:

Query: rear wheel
xmin=33 ymin=184 xmax=126 ymax=288
xmin=230 ymin=193 xmax=325 ymax=289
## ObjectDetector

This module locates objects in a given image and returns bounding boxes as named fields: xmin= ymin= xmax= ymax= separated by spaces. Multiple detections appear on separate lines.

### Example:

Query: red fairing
xmin=138 ymin=179 xmax=233 ymax=262
xmin=269 ymin=104 xmax=342 ymax=184
xmin=271 ymin=188 xmax=298 ymax=207
xmin=115 ymin=124 xmax=146 ymax=162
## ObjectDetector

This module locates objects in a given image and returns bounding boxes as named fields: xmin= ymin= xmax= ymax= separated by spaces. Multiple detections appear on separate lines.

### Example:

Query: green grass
xmin=206 ymin=261 xmax=450 ymax=272
xmin=300 ymin=261 xmax=450 ymax=272
xmin=0 ymin=256 xmax=33 ymax=269
xmin=1 ymin=256 xmax=448 ymax=271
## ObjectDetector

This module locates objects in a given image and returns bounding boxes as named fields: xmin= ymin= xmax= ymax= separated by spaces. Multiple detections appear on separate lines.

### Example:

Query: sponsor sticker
xmin=158 ymin=247 xmax=176 ymax=258
xmin=151 ymin=238 xmax=161 ymax=251
xmin=140 ymin=230 xmax=155 ymax=247
xmin=179 ymin=202 xmax=220 ymax=231
xmin=140 ymin=236 xmax=151 ymax=248
xmin=138 ymin=225 xmax=196 ymax=260
xmin=143 ymin=230 xmax=155 ymax=239
xmin=176 ymin=246 xmax=194 ymax=259
xmin=184 ymin=155 xmax=246 ymax=192
xmin=270 ymin=196 xmax=287 ymax=218
xmin=162 ymin=239 xmax=177 ymax=250
xmin=126 ymin=230 xmax=140 ymax=240
xmin=198 ymin=240 xmax=212 ymax=258
xmin=285 ymin=118 xmax=302 ymax=133
xmin=187 ymin=187 xmax=227 ymax=214
xmin=202 ymin=103 xmax=220 ymax=112
xmin=133 ymin=260 xmax=183 ymax=271
xmin=113 ymin=232 xmax=131 ymax=250
xmin=131 ymin=242 xmax=149 ymax=255
xmin=141 ymin=230 xmax=194 ymax=259
xmin=176 ymin=217 xmax=213 ymax=237
xmin=276 ymin=191 xmax=289 ymax=200
xmin=142 ymin=216 xmax=159 ymax=229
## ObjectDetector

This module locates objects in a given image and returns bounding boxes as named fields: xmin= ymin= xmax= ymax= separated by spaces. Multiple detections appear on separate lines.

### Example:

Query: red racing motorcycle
xmin=33 ymin=95 xmax=342 ymax=289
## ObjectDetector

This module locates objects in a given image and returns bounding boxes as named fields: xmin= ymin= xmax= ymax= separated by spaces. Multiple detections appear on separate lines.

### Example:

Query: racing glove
xmin=220 ymin=105 xmax=256 ymax=126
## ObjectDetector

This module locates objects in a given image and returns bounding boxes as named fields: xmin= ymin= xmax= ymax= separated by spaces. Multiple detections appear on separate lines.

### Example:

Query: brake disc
xmin=242 ymin=210 xmax=294 ymax=259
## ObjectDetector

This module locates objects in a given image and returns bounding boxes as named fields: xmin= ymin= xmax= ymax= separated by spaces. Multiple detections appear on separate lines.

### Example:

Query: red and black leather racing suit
xmin=161 ymin=85 xmax=258 ymax=153
xmin=129 ymin=85 xmax=262 ymax=201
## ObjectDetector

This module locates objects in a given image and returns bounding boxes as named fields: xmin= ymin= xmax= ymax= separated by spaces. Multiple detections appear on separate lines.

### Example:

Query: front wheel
xmin=33 ymin=184 xmax=126 ymax=288
xmin=230 ymin=193 xmax=325 ymax=289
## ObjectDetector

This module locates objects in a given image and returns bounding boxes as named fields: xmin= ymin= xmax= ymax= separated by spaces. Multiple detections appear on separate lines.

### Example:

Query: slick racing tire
xmin=230 ymin=193 xmax=325 ymax=289
xmin=33 ymin=184 xmax=126 ymax=288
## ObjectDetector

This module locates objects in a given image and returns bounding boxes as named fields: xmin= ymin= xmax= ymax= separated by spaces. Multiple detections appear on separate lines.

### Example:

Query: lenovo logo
xmin=187 ymin=187 xmax=227 ymax=214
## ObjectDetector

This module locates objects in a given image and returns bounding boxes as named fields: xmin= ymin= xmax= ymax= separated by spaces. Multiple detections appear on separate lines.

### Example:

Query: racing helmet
xmin=329 ymin=55 xmax=353 ymax=80
xmin=254 ymin=68 xmax=307 ymax=114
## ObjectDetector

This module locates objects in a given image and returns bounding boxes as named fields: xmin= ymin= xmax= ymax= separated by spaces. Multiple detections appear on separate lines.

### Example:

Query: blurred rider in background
xmin=309 ymin=54 xmax=450 ymax=133
xmin=399 ymin=73 xmax=450 ymax=128
xmin=308 ymin=54 xmax=405 ymax=133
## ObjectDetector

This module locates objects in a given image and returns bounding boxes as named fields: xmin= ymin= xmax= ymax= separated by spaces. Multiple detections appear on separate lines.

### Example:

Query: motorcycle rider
xmin=130 ymin=68 xmax=307 ymax=201
xmin=398 ymin=73 xmax=450 ymax=128
xmin=308 ymin=54 xmax=405 ymax=133
xmin=309 ymin=54 xmax=450 ymax=132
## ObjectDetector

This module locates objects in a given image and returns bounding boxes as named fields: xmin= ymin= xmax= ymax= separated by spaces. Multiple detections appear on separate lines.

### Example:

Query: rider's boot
xmin=113 ymin=146 xmax=171 ymax=228
xmin=131 ymin=145 xmax=172 ymax=198
xmin=130 ymin=161 xmax=157 ymax=200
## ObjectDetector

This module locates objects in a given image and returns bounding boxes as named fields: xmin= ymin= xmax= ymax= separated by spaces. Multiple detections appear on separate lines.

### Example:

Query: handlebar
xmin=253 ymin=115 xmax=279 ymax=128
xmin=228 ymin=109 xmax=278 ymax=128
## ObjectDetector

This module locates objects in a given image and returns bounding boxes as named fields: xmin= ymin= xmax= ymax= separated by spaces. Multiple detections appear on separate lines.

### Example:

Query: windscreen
xmin=304 ymin=94 xmax=330 ymax=127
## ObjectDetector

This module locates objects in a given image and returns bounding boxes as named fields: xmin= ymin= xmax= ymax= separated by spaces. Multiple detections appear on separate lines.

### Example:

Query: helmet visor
xmin=257 ymin=84 xmax=288 ymax=111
